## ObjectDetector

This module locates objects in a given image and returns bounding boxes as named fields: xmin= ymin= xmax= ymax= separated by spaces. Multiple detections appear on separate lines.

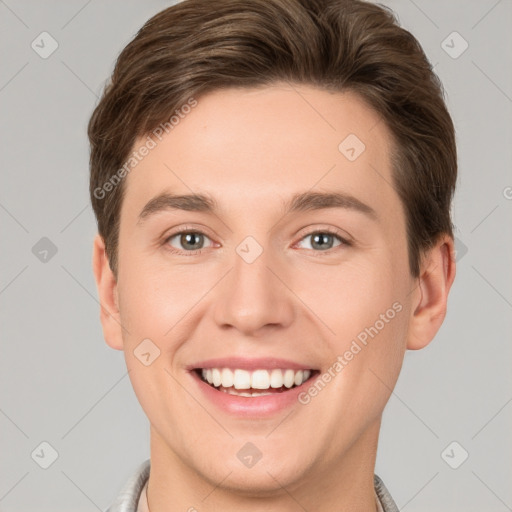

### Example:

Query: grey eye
xmin=297 ymin=232 xmax=344 ymax=251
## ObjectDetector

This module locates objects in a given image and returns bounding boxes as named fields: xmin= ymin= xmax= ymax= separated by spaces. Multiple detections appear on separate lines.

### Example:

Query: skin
xmin=93 ymin=83 xmax=456 ymax=512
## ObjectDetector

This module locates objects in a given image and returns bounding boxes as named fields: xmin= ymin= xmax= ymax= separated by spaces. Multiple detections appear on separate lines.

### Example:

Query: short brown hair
xmin=88 ymin=0 xmax=457 ymax=278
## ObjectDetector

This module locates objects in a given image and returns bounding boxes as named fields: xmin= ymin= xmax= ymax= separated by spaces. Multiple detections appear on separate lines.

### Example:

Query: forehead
xmin=121 ymin=84 xmax=400 ymax=223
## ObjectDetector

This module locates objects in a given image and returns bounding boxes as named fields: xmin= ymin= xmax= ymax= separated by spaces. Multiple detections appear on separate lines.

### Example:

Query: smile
xmin=188 ymin=357 xmax=320 ymax=415
xmin=196 ymin=367 xmax=315 ymax=397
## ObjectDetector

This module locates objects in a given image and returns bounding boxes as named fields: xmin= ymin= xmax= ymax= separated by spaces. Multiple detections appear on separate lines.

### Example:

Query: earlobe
xmin=92 ymin=234 xmax=124 ymax=351
xmin=407 ymin=235 xmax=456 ymax=350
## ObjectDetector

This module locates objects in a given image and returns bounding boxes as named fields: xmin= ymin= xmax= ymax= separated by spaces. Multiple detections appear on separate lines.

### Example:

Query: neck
xmin=147 ymin=420 xmax=381 ymax=512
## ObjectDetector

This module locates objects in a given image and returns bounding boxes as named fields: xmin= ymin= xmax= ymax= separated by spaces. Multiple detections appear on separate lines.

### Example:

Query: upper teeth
xmin=201 ymin=368 xmax=312 ymax=390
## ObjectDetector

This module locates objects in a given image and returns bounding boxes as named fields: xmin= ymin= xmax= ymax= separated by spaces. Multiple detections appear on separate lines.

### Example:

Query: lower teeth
xmin=208 ymin=383 xmax=294 ymax=397
xmin=224 ymin=389 xmax=273 ymax=397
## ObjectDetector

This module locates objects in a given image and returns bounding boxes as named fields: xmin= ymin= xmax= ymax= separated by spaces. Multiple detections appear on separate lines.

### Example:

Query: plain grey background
xmin=1 ymin=1 xmax=511 ymax=511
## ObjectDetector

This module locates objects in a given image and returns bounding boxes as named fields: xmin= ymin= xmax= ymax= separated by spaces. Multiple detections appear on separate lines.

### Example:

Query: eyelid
xmin=293 ymin=225 xmax=353 ymax=246
xmin=291 ymin=226 xmax=352 ymax=254
xmin=162 ymin=224 xmax=353 ymax=255
xmin=162 ymin=225 xmax=216 ymax=255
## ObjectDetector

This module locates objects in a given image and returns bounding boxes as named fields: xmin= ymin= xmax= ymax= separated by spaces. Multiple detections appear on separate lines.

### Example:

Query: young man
xmin=88 ymin=0 xmax=457 ymax=510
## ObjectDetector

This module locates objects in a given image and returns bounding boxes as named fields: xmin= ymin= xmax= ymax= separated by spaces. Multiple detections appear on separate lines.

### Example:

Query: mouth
xmin=194 ymin=367 xmax=318 ymax=397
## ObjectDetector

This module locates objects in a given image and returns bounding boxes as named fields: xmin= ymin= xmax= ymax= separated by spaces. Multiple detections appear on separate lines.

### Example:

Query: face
xmin=96 ymin=84 xmax=446 ymax=495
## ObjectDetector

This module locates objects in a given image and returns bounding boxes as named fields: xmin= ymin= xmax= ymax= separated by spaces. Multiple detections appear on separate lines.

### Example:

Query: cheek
xmin=116 ymin=258 xmax=202 ymax=337
xmin=296 ymin=256 xmax=406 ymax=338
xmin=298 ymin=256 xmax=410 ymax=400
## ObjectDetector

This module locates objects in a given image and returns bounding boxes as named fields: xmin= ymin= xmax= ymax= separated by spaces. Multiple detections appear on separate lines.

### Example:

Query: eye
xmin=164 ymin=229 xmax=214 ymax=254
xmin=296 ymin=229 xmax=350 ymax=252
xmin=162 ymin=227 xmax=351 ymax=256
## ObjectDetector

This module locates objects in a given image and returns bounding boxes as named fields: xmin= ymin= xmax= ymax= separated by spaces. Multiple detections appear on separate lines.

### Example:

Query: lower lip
xmin=190 ymin=371 xmax=315 ymax=417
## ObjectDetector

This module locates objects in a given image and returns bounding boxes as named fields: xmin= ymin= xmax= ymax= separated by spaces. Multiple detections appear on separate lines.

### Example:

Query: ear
xmin=407 ymin=234 xmax=456 ymax=350
xmin=92 ymin=234 xmax=124 ymax=350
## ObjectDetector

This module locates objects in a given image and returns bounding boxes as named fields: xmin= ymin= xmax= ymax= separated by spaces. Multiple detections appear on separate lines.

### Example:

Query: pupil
xmin=182 ymin=233 xmax=203 ymax=250
xmin=312 ymin=233 xmax=332 ymax=250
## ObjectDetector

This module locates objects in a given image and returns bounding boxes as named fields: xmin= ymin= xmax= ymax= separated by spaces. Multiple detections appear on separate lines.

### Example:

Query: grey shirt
xmin=105 ymin=459 xmax=399 ymax=512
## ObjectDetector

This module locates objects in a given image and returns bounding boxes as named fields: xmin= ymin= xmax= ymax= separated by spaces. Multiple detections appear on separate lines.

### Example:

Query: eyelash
xmin=162 ymin=226 xmax=352 ymax=256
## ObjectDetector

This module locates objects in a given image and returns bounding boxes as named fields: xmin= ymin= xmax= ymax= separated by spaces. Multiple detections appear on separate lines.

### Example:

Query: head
xmin=90 ymin=0 xmax=456 ymax=498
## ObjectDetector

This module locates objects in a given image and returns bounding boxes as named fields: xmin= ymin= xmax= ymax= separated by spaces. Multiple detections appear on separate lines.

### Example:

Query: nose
xmin=213 ymin=243 xmax=295 ymax=336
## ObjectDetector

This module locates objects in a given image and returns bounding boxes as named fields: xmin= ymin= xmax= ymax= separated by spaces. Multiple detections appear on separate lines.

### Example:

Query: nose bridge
xmin=213 ymin=234 xmax=294 ymax=334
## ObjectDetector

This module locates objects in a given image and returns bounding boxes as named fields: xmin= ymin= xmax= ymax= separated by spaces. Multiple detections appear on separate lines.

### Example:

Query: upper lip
xmin=187 ymin=357 xmax=316 ymax=371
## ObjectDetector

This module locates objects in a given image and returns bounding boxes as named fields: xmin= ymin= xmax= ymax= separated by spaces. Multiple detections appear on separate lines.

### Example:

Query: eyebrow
xmin=138 ymin=190 xmax=378 ymax=223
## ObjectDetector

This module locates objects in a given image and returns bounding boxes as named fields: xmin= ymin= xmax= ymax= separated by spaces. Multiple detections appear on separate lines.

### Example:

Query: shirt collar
xmin=105 ymin=459 xmax=399 ymax=512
